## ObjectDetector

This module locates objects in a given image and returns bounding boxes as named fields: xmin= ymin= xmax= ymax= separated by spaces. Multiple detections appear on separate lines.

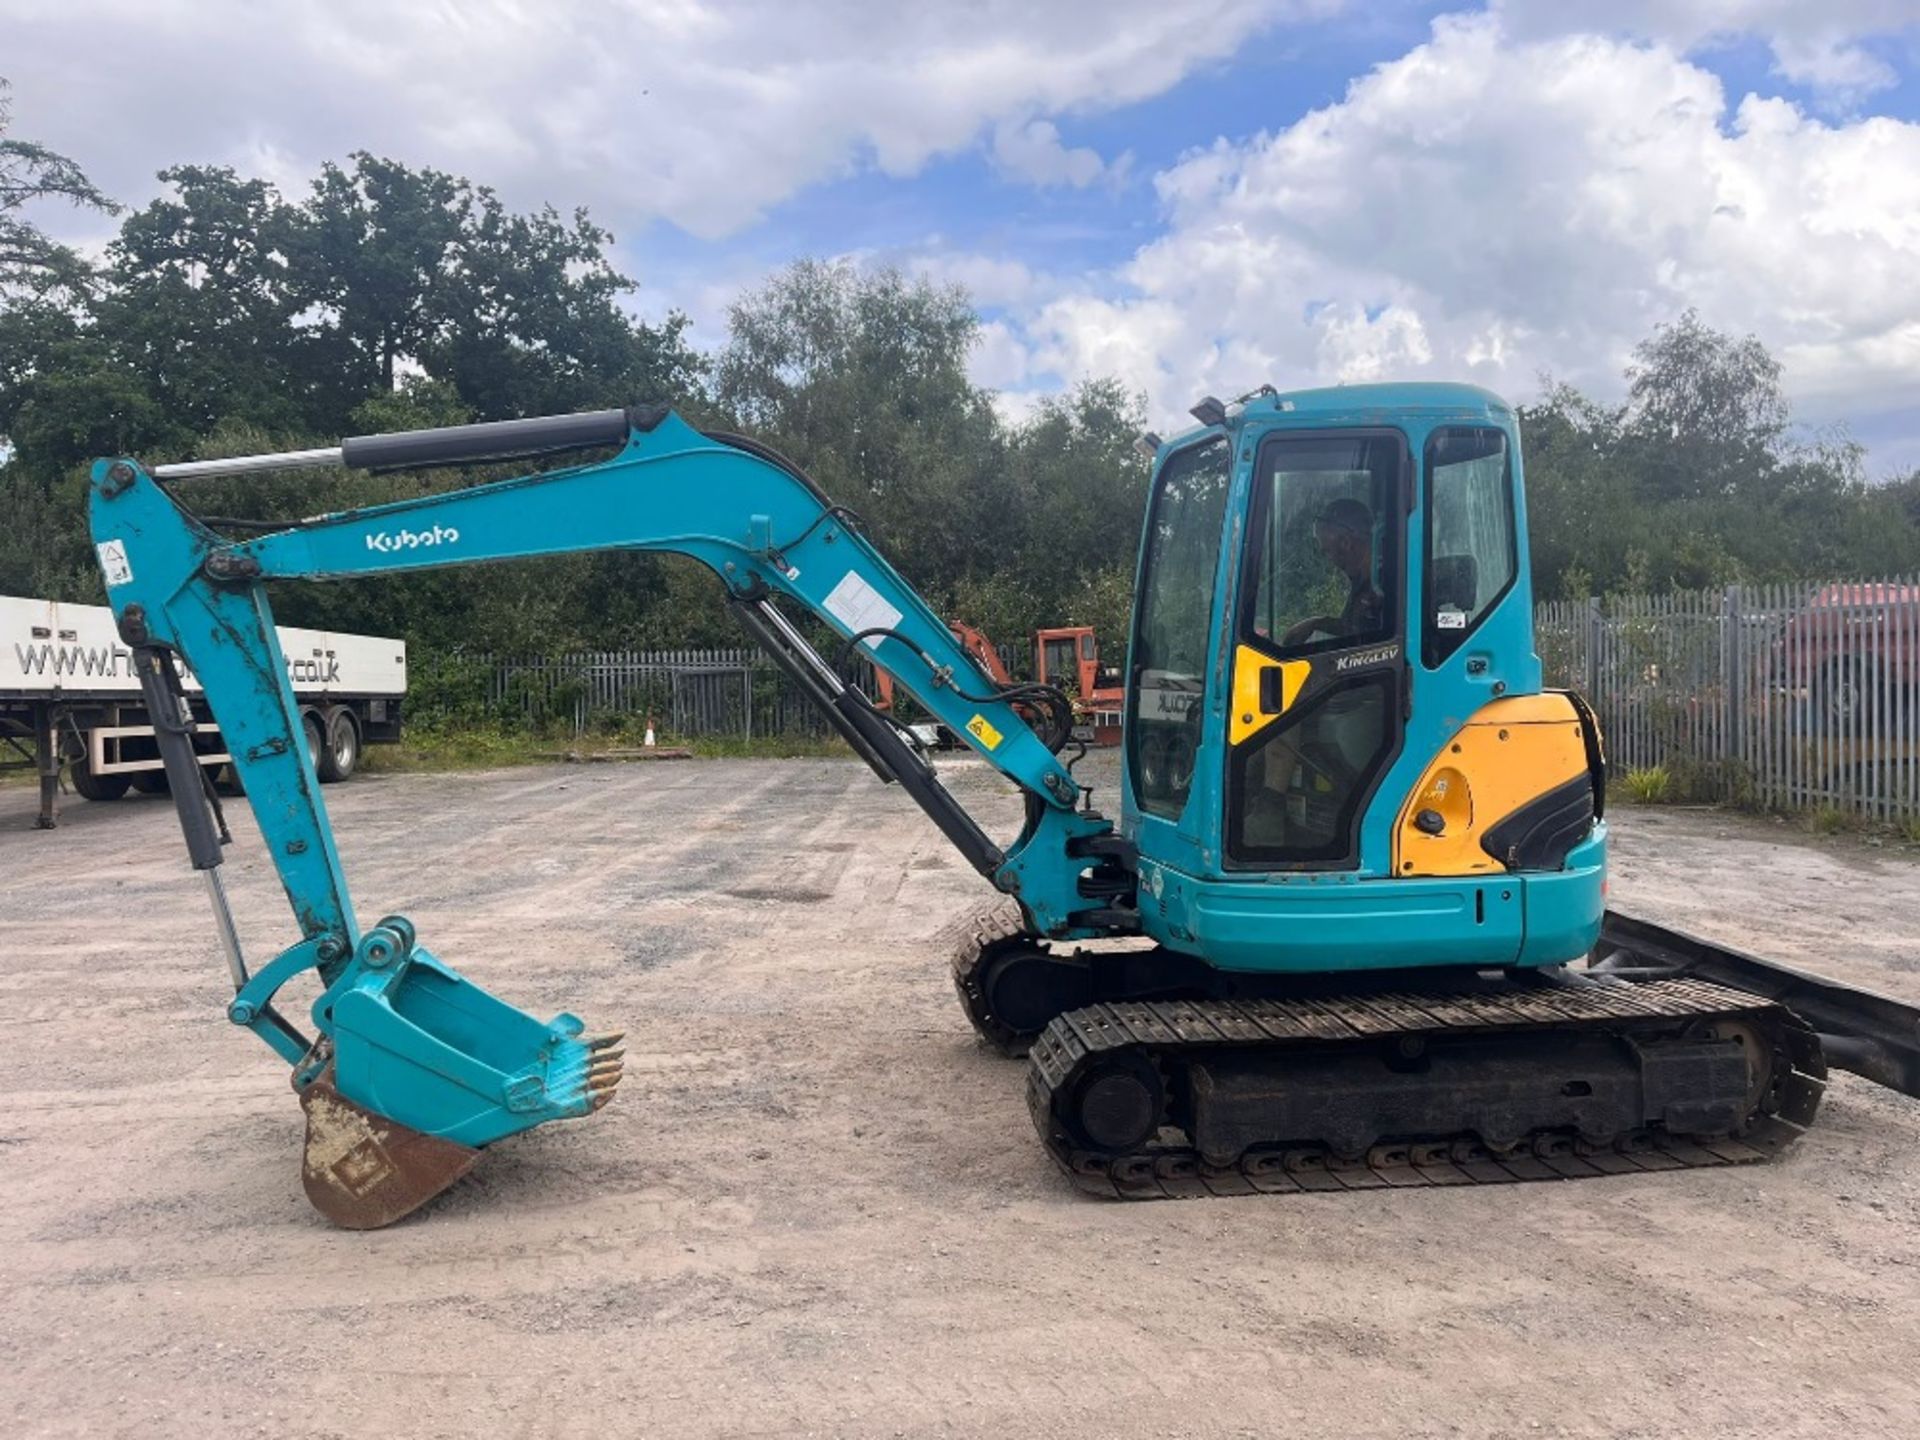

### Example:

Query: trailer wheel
xmin=69 ymin=754 xmax=131 ymax=802
xmin=318 ymin=707 xmax=361 ymax=782
xmin=302 ymin=712 xmax=326 ymax=773
xmin=131 ymin=771 xmax=171 ymax=795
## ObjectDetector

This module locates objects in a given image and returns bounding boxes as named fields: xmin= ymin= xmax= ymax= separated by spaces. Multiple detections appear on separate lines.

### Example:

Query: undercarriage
xmin=953 ymin=902 xmax=1920 ymax=1199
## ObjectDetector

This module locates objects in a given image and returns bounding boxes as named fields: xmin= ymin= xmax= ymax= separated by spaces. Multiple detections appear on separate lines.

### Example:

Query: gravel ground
xmin=3 ymin=756 xmax=1918 ymax=1439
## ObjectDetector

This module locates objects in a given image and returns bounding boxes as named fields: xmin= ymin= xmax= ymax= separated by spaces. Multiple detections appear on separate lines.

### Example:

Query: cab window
xmin=1243 ymin=435 xmax=1402 ymax=656
xmin=1129 ymin=438 xmax=1232 ymax=820
xmin=1424 ymin=428 xmax=1516 ymax=665
xmin=1042 ymin=637 xmax=1076 ymax=687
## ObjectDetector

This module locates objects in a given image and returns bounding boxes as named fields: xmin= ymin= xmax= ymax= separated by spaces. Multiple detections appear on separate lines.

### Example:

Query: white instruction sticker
xmin=97 ymin=539 xmax=133 ymax=587
xmin=822 ymin=571 xmax=903 ymax=650
xmin=1436 ymin=607 xmax=1467 ymax=629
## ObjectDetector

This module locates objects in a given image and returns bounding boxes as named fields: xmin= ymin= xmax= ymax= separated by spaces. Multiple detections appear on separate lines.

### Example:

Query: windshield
xmin=1128 ymin=437 xmax=1232 ymax=820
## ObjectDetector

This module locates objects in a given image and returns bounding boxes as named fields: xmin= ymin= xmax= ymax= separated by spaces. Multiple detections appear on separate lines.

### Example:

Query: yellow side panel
xmin=1393 ymin=694 xmax=1592 ymax=876
xmin=1229 ymin=645 xmax=1310 ymax=745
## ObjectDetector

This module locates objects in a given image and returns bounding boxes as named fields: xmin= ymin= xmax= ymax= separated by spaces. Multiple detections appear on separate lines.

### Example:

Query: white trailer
xmin=0 ymin=594 xmax=406 ymax=828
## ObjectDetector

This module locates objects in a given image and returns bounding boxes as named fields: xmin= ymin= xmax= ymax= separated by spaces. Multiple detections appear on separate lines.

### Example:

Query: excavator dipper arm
xmin=87 ymin=404 xmax=1118 ymax=1226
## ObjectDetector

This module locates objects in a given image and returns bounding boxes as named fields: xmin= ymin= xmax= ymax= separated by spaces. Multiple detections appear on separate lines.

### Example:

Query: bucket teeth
xmin=574 ymin=1033 xmax=624 ymax=1114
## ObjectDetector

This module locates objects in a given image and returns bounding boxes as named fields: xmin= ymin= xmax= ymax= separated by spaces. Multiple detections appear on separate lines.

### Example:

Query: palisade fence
xmin=471 ymin=648 xmax=873 ymax=740
xmin=469 ymin=578 xmax=1920 ymax=823
xmin=1536 ymin=575 xmax=1920 ymax=823
xmin=471 ymin=642 xmax=1034 ymax=741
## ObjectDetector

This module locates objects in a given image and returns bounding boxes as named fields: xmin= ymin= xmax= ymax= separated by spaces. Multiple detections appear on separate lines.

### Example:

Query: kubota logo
xmin=365 ymin=524 xmax=460 ymax=554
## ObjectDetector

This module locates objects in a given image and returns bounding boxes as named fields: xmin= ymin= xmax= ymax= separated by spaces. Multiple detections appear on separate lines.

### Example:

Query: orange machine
xmin=872 ymin=621 xmax=1010 ymax=713
xmin=876 ymin=622 xmax=1122 ymax=747
xmin=1033 ymin=626 xmax=1123 ymax=746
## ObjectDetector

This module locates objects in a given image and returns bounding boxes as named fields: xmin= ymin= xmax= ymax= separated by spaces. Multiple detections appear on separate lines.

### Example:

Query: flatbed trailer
xmin=1 ymin=594 xmax=406 ymax=829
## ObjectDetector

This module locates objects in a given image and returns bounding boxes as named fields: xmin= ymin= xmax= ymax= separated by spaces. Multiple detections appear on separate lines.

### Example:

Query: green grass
xmin=1620 ymin=765 xmax=1671 ymax=804
xmin=1806 ymin=805 xmax=1856 ymax=837
xmin=681 ymin=733 xmax=853 ymax=760
xmin=359 ymin=725 xmax=853 ymax=774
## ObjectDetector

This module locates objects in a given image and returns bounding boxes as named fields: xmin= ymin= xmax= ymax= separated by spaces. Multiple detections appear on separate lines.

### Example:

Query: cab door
xmin=1224 ymin=429 xmax=1408 ymax=870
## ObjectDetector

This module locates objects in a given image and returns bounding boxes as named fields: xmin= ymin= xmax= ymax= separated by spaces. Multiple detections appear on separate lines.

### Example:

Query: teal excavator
xmin=89 ymin=384 xmax=1920 ymax=1225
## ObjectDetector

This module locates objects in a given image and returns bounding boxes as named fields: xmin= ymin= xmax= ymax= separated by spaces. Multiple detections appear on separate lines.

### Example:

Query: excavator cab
xmin=1121 ymin=386 xmax=1601 ymax=974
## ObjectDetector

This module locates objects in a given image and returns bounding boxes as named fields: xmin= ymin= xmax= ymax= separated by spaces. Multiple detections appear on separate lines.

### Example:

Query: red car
xmin=1770 ymin=582 xmax=1920 ymax=731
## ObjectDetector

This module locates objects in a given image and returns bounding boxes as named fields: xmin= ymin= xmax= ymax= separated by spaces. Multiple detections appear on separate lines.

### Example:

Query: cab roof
xmin=1163 ymin=381 xmax=1514 ymax=452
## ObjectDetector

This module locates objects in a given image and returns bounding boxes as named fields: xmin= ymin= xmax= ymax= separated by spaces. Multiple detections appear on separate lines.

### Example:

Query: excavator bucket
xmin=299 ymin=1067 xmax=483 ymax=1229
xmin=297 ymin=924 xmax=624 ymax=1227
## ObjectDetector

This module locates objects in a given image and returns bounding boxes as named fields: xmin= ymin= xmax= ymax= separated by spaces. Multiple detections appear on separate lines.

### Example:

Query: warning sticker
xmin=97 ymin=539 xmax=133 ymax=587
xmin=821 ymin=571 xmax=903 ymax=650
xmin=965 ymin=714 xmax=1003 ymax=750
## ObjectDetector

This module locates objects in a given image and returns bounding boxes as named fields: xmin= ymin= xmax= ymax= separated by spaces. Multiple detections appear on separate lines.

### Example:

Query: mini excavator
xmin=89 ymin=385 xmax=1920 ymax=1225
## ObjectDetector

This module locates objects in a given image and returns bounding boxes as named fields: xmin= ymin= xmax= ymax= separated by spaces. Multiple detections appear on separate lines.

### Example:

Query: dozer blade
xmin=1594 ymin=910 xmax=1920 ymax=1099
xmin=299 ymin=1066 xmax=481 ymax=1229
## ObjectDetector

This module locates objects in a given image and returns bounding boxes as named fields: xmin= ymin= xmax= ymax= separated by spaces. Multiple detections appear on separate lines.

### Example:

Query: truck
xmin=1 ymin=593 xmax=405 ymax=828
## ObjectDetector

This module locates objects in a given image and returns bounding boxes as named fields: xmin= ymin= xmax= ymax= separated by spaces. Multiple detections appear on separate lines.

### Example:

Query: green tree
xmin=1007 ymin=379 xmax=1148 ymax=585
xmin=717 ymin=260 xmax=1013 ymax=599
xmin=0 ymin=151 xmax=705 ymax=635
xmin=1523 ymin=316 xmax=1920 ymax=597
xmin=1620 ymin=309 xmax=1789 ymax=504
xmin=93 ymin=166 xmax=307 ymax=449
xmin=0 ymin=78 xmax=119 ymax=298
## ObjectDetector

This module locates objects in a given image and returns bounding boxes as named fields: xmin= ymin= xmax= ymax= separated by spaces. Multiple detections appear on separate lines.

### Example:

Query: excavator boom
xmin=90 ymin=405 xmax=1119 ymax=1225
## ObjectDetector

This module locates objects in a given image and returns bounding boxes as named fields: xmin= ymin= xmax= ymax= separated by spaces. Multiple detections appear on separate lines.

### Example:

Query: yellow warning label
xmin=965 ymin=714 xmax=1003 ymax=750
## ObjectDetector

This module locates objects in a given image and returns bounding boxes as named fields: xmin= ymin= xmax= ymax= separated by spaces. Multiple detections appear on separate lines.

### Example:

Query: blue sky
xmin=7 ymin=0 xmax=1920 ymax=471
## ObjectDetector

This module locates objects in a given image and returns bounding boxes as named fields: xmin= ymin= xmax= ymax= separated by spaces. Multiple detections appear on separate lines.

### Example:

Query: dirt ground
xmin=3 ymin=756 xmax=1919 ymax=1440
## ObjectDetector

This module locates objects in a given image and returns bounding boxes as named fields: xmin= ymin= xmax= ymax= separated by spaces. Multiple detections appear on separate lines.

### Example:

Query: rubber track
xmin=1025 ymin=980 xmax=1827 ymax=1200
xmin=949 ymin=899 xmax=1044 ymax=1056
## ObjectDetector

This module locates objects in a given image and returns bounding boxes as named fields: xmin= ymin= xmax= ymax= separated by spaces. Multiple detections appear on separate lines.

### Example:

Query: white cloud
xmin=1769 ymin=34 xmax=1899 ymax=104
xmin=1014 ymin=13 xmax=1920 ymax=439
xmin=991 ymin=118 xmax=1129 ymax=189
xmin=1495 ymin=1 xmax=1917 ymax=106
xmin=0 ymin=0 xmax=1330 ymax=240
xmin=986 ymin=387 xmax=1050 ymax=429
xmin=970 ymin=319 xmax=1035 ymax=390
xmin=909 ymin=250 xmax=1045 ymax=309
xmin=1311 ymin=303 xmax=1433 ymax=383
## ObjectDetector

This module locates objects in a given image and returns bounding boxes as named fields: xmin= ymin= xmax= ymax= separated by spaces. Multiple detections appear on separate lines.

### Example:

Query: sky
xmin=5 ymin=0 xmax=1920 ymax=472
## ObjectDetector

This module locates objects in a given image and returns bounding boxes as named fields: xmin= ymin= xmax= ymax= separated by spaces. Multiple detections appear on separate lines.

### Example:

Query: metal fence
xmin=481 ymin=578 xmax=1920 ymax=822
xmin=1537 ymin=575 xmax=1920 ymax=822
xmin=479 ymin=640 xmax=1039 ymax=741
xmin=481 ymin=647 xmax=885 ymax=739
